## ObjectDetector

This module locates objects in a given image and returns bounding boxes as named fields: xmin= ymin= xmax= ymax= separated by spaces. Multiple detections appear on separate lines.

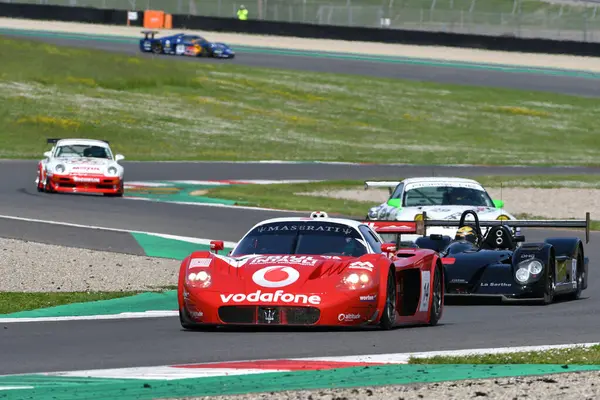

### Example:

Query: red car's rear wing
xmin=363 ymin=211 xmax=591 ymax=244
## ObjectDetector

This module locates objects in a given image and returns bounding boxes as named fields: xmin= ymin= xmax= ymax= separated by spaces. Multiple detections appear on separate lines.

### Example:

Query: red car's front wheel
xmin=379 ymin=267 xmax=397 ymax=330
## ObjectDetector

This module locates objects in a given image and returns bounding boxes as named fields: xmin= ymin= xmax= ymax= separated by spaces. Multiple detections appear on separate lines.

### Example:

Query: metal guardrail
xmin=2 ymin=0 xmax=600 ymax=42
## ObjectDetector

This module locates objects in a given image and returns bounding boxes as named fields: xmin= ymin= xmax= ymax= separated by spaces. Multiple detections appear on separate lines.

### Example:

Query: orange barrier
xmin=143 ymin=10 xmax=165 ymax=29
xmin=164 ymin=13 xmax=173 ymax=29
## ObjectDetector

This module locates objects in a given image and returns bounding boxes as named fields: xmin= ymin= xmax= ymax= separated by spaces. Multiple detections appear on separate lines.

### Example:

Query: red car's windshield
xmin=231 ymin=221 xmax=368 ymax=257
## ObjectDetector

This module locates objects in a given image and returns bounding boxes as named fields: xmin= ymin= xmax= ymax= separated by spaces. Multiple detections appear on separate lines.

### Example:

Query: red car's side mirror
xmin=210 ymin=240 xmax=224 ymax=254
xmin=381 ymin=243 xmax=397 ymax=256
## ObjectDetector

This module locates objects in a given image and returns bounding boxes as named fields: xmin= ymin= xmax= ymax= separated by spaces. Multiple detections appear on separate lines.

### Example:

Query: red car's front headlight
xmin=337 ymin=271 xmax=375 ymax=291
xmin=186 ymin=270 xmax=212 ymax=289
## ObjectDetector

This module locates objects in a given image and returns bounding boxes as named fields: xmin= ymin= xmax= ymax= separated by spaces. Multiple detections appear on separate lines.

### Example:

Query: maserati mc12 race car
xmin=36 ymin=138 xmax=125 ymax=196
xmin=140 ymin=31 xmax=235 ymax=58
xmin=178 ymin=212 xmax=445 ymax=330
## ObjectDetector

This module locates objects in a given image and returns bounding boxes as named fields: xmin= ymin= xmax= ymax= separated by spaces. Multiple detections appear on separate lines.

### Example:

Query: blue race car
xmin=139 ymin=31 xmax=235 ymax=59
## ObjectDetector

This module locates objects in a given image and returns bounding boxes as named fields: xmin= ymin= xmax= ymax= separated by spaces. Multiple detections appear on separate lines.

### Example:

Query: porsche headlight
xmin=106 ymin=166 xmax=118 ymax=176
xmin=497 ymin=215 xmax=510 ymax=221
xmin=368 ymin=207 xmax=379 ymax=219
xmin=54 ymin=164 xmax=65 ymax=174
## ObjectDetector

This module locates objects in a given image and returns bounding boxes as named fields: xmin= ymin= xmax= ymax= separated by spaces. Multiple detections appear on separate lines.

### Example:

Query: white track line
xmin=0 ymin=311 xmax=179 ymax=324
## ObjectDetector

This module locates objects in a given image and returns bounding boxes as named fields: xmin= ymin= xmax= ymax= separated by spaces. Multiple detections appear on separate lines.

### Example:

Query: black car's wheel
xmin=542 ymin=255 xmax=556 ymax=305
xmin=152 ymin=42 xmax=163 ymax=54
xmin=566 ymin=249 xmax=584 ymax=301
xmin=200 ymin=47 xmax=211 ymax=57
xmin=429 ymin=264 xmax=443 ymax=326
xmin=379 ymin=267 xmax=397 ymax=330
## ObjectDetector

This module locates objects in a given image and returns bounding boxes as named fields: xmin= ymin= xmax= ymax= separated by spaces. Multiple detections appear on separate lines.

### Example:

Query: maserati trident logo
xmin=264 ymin=308 xmax=276 ymax=323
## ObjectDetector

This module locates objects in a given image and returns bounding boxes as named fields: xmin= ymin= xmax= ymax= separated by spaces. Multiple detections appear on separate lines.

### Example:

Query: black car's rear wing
xmin=141 ymin=30 xmax=159 ymax=40
xmin=363 ymin=211 xmax=591 ymax=244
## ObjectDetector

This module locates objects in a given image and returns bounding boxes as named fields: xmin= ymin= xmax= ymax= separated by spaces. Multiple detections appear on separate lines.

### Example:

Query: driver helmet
xmin=455 ymin=226 xmax=478 ymax=245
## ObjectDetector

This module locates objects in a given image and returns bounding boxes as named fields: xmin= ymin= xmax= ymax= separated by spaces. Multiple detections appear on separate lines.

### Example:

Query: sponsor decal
xmin=213 ymin=254 xmax=261 ymax=268
xmin=189 ymin=310 xmax=203 ymax=318
xmin=257 ymin=224 xmax=353 ymax=235
xmin=418 ymin=270 xmax=431 ymax=312
xmin=450 ymin=278 xmax=468 ymax=284
xmin=73 ymin=177 xmax=100 ymax=183
xmin=220 ymin=290 xmax=321 ymax=305
xmin=189 ymin=258 xmax=211 ymax=268
xmin=480 ymin=282 xmax=511 ymax=287
xmin=520 ymin=254 xmax=535 ymax=259
xmin=252 ymin=266 xmax=300 ymax=288
xmin=338 ymin=313 xmax=361 ymax=322
xmin=348 ymin=261 xmax=374 ymax=271
xmin=71 ymin=166 xmax=102 ymax=171
xmin=249 ymin=255 xmax=320 ymax=266
xmin=359 ymin=294 xmax=377 ymax=302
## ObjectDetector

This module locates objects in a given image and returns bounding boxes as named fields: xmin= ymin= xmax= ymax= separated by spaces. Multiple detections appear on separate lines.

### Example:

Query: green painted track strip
xmin=1 ymin=364 xmax=600 ymax=400
xmin=131 ymin=232 xmax=233 ymax=260
xmin=0 ymin=291 xmax=177 ymax=318
xmin=1 ymin=27 xmax=599 ymax=79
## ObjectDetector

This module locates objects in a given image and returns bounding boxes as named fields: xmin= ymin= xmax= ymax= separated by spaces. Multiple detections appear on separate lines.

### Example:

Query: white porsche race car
xmin=36 ymin=138 xmax=125 ymax=196
xmin=365 ymin=177 xmax=518 ymax=242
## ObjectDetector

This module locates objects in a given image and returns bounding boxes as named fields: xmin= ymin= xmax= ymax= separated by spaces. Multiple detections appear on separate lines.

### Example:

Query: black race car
xmin=367 ymin=210 xmax=589 ymax=304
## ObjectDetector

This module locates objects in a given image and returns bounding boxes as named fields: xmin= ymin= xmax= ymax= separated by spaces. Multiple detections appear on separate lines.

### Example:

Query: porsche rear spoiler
xmin=46 ymin=138 xmax=110 ymax=144
xmin=363 ymin=211 xmax=591 ymax=244
xmin=364 ymin=181 xmax=401 ymax=195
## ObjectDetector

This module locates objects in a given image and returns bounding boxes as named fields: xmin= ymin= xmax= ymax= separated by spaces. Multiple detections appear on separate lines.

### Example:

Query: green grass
xmin=409 ymin=345 xmax=600 ymax=364
xmin=207 ymin=180 xmax=374 ymax=217
xmin=1 ymin=37 xmax=599 ymax=165
xmin=0 ymin=291 xmax=138 ymax=314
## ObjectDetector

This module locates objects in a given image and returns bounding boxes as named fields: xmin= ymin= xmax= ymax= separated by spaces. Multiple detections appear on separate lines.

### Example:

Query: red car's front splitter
xmin=48 ymin=174 xmax=123 ymax=195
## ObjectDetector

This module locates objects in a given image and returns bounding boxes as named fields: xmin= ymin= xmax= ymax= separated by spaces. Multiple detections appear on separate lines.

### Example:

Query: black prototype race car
xmin=383 ymin=210 xmax=590 ymax=304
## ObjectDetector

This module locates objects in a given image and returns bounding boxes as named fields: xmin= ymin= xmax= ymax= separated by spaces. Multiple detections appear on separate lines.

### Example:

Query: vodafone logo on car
xmin=252 ymin=266 xmax=300 ymax=288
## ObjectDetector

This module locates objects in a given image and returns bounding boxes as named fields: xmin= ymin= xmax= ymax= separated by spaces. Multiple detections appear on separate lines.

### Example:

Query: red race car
xmin=178 ymin=212 xmax=444 ymax=330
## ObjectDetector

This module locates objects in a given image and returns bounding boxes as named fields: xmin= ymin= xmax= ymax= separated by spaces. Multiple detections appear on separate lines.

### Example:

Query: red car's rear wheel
xmin=428 ymin=264 xmax=443 ymax=326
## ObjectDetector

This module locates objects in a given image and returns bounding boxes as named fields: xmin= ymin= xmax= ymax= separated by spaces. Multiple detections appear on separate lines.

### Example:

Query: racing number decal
xmin=418 ymin=270 xmax=431 ymax=312
xmin=176 ymin=44 xmax=185 ymax=55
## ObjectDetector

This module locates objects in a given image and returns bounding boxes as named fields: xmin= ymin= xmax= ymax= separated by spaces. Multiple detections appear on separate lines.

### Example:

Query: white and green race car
xmin=365 ymin=177 xmax=518 ymax=243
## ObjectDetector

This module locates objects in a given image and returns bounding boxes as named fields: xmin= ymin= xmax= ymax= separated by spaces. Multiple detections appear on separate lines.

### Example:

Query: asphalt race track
xmin=0 ymin=36 xmax=599 ymax=375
